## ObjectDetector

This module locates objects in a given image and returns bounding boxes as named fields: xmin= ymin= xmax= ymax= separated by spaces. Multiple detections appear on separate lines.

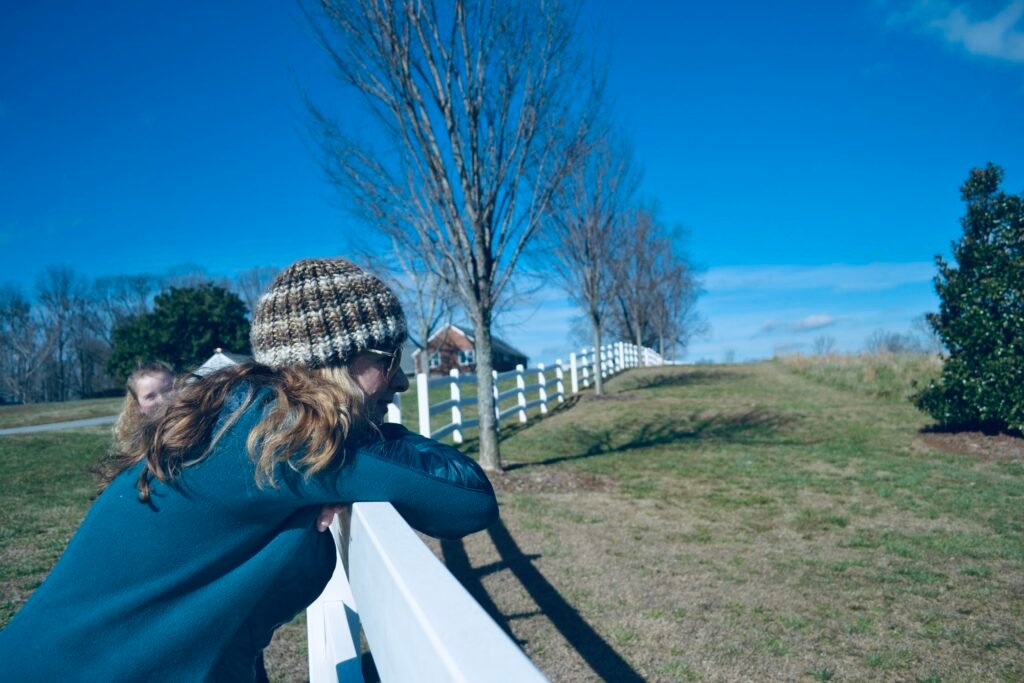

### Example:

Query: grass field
xmin=0 ymin=397 xmax=123 ymax=429
xmin=776 ymin=352 xmax=943 ymax=403
xmin=2 ymin=361 xmax=1022 ymax=681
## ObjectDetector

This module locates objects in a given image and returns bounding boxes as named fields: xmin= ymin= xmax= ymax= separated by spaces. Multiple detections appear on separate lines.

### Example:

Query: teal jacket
xmin=0 ymin=387 xmax=498 ymax=681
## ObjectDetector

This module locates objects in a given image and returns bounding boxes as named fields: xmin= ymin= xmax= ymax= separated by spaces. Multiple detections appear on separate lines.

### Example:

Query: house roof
xmin=193 ymin=348 xmax=251 ymax=377
xmin=418 ymin=324 xmax=528 ymax=360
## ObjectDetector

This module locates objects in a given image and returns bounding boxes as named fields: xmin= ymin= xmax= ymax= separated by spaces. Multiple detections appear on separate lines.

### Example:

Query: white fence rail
xmin=308 ymin=341 xmax=663 ymax=681
xmin=308 ymin=504 xmax=546 ymax=683
xmin=416 ymin=341 xmax=659 ymax=442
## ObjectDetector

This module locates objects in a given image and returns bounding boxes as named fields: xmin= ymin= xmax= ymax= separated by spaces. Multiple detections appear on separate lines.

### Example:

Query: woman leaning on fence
xmin=0 ymin=258 xmax=499 ymax=682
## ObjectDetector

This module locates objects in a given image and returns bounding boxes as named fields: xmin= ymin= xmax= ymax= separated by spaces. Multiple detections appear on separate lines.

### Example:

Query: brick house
xmin=414 ymin=324 xmax=528 ymax=375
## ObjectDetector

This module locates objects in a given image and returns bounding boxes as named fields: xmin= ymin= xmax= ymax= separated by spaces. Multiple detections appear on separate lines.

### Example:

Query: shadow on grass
xmin=615 ymin=368 xmax=744 ymax=393
xmin=506 ymin=408 xmax=792 ymax=472
xmin=457 ymin=395 xmax=583 ymax=454
xmin=920 ymin=422 xmax=1023 ymax=438
xmin=441 ymin=517 xmax=644 ymax=682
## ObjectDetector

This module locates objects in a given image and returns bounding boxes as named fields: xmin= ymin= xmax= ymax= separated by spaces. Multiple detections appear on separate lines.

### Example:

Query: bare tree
xmin=865 ymin=329 xmax=922 ymax=354
xmin=90 ymin=274 xmax=156 ymax=346
xmin=36 ymin=267 xmax=90 ymax=401
xmin=812 ymin=335 xmax=837 ymax=356
xmin=652 ymin=255 xmax=701 ymax=359
xmin=0 ymin=285 xmax=53 ymax=403
xmin=910 ymin=314 xmax=944 ymax=354
xmin=610 ymin=208 xmax=701 ymax=359
xmin=610 ymin=207 xmax=661 ymax=349
xmin=162 ymin=263 xmax=224 ymax=290
xmin=543 ymin=133 xmax=637 ymax=395
xmin=233 ymin=267 xmax=280 ymax=318
xmin=306 ymin=0 xmax=600 ymax=470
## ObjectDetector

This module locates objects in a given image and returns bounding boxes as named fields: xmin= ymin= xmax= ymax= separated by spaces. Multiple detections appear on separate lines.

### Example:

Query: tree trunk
xmin=472 ymin=322 xmax=502 ymax=472
xmin=591 ymin=313 xmax=604 ymax=397
xmin=416 ymin=318 xmax=431 ymax=376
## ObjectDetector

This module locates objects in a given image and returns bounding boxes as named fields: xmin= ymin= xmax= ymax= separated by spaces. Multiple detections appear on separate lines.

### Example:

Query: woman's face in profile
xmin=349 ymin=350 xmax=410 ymax=424
xmin=135 ymin=372 xmax=176 ymax=416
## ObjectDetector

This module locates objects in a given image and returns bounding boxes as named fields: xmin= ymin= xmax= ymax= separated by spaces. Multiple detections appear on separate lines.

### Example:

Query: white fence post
xmin=569 ymin=352 xmax=579 ymax=394
xmin=555 ymin=359 xmax=565 ymax=403
xmin=515 ymin=364 xmax=527 ymax=423
xmin=416 ymin=372 xmax=430 ymax=437
xmin=492 ymin=369 xmax=500 ymax=431
xmin=386 ymin=393 xmax=402 ymax=425
xmin=307 ymin=512 xmax=363 ymax=683
xmin=537 ymin=363 xmax=548 ymax=415
xmin=581 ymin=347 xmax=591 ymax=388
xmin=450 ymin=368 xmax=463 ymax=444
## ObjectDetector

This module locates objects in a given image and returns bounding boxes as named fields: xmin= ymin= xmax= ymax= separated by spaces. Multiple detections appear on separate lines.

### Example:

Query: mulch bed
xmin=921 ymin=430 xmax=1024 ymax=462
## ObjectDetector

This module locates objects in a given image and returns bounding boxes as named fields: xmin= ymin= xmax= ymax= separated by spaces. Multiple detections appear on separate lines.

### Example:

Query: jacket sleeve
xmin=240 ymin=419 xmax=499 ymax=539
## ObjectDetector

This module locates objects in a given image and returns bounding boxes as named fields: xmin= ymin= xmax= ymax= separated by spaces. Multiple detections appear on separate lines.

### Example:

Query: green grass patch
xmin=0 ymin=431 xmax=106 ymax=624
xmin=0 ymin=397 xmax=123 ymax=429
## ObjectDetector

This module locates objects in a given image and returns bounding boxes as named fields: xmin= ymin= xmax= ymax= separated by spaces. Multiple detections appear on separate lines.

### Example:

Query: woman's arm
xmin=252 ymin=423 xmax=498 ymax=539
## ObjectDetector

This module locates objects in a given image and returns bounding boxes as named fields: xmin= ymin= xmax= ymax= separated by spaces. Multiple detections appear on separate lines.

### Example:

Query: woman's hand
xmin=316 ymin=504 xmax=349 ymax=532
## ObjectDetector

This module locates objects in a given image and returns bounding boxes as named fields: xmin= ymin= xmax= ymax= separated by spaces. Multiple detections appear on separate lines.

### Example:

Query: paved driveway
xmin=0 ymin=416 xmax=117 ymax=436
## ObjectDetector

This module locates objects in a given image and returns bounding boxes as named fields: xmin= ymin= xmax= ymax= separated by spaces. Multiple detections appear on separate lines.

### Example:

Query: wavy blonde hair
xmin=105 ymin=362 xmax=366 ymax=502
xmin=111 ymin=361 xmax=176 ymax=453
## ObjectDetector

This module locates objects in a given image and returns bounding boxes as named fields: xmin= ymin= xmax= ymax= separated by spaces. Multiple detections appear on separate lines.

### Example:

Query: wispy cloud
xmin=760 ymin=313 xmax=838 ymax=335
xmin=885 ymin=0 xmax=1024 ymax=63
xmin=706 ymin=262 xmax=934 ymax=294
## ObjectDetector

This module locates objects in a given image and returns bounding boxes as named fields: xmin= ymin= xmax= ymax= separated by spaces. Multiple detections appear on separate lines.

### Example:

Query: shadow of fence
xmin=441 ymin=516 xmax=645 ymax=682
xmin=506 ymin=408 xmax=793 ymax=471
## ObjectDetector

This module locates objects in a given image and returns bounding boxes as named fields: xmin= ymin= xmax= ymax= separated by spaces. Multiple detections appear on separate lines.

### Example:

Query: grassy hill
xmin=2 ymin=362 xmax=1021 ymax=681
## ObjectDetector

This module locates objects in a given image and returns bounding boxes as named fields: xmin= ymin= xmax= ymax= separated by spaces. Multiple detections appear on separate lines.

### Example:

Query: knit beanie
xmin=250 ymin=258 xmax=407 ymax=369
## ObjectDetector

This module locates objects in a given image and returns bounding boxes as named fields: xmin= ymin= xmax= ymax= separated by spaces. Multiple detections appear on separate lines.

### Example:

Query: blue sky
xmin=2 ymin=1 xmax=1022 ymax=363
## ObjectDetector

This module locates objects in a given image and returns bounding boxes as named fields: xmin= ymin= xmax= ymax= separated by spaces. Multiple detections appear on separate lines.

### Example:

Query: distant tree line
xmin=0 ymin=266 xmax=273 ymax=404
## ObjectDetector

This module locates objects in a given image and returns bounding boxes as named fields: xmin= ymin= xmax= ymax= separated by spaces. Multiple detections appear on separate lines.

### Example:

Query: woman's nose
xmin=391 ymin=369 xmax=410 ymax=393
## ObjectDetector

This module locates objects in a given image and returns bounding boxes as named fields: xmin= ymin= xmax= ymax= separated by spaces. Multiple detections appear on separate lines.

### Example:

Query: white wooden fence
xmin=307 ymin=341 xmax=662 ymax=682
xmin=307 ymin=504 xmax=546 ymax=683
xmin=415 ymin=341 xmax=660 ymax=442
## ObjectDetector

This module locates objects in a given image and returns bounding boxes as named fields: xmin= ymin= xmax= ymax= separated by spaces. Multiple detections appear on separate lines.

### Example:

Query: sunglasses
xmin=366 ymin=346 xmax=403 ymax=378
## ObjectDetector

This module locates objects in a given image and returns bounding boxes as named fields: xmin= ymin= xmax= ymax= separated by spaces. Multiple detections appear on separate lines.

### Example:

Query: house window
xmin=429 ymin=352 xmax=441 ymax=369
xmin=458 ymin=349 xmax=475 ymax=365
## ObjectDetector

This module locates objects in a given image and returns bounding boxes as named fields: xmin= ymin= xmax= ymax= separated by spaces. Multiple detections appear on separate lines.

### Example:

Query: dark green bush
xmin=107 ymin=284 xmax=250 ymax=382
xmin=915 ymin=164 xmax=1024 ymax=434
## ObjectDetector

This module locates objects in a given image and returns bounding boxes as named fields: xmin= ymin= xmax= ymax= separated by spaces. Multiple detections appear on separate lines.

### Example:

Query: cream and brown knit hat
xmin=250 ymin=258 xmax=407 ymax=369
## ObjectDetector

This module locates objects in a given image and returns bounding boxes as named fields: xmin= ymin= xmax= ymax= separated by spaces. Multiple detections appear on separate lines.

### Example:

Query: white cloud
xmin=886 ymin=0 xmax=1024 ymax=63
xmin=760 ymin=313 xmax=838 ymax=335
xmin=937 ymin=1 xmax=1024 ymax=61
xmin=793 ymin=313 xmax=837 ymax=331
xmin=706 ymin=262 xmax=934 ymax=294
